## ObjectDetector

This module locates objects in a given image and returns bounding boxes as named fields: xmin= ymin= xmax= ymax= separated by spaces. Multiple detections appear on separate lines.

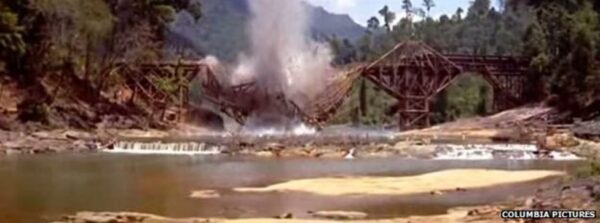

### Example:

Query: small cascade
xmin=434 ymin=144 xmax=583 ymax=160
xmin=105 ymin=141 xmax=223 ymax=155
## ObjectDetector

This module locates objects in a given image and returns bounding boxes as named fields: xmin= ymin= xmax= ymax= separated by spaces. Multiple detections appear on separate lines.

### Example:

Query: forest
xmin=330 ymin=0 xmax=600 ymax=125
xmin=0 ymin=0 xmax=599 ymax=129
xmin=0 ymin=0 xmax=202 ymax=129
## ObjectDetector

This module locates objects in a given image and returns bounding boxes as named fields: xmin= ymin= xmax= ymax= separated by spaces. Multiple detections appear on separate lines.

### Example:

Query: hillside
xmin=168 ymin=0 xmax=365 ymax=62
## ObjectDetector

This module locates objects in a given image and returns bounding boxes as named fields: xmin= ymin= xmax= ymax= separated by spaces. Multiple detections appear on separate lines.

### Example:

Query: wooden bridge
xmin=113 ymin=41 xmax=537 ymax=129
xmin=360 ymin=41 xmax=533 ymax=128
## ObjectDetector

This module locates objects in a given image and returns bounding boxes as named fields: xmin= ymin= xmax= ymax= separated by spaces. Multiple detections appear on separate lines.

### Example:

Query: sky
xmin=305 ymin=0 xmax=501 ymax=26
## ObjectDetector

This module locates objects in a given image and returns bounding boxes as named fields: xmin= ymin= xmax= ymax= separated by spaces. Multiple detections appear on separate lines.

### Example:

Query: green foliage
xmin=17 ymin=99 xmax=50 ymax=124
xmin=523 ymin=0 xmax=600 ymax=115
xmin=576 ymin=160 xmax=600 ymax=178
xmin=331 ymin=78 xmax=396 ymax=125
xmin=440 ymin=75 xmax=492 ymax=120
xmin=155 ymin=77 xmax=179 ymax=94
xmin=0 ymin=2 xmax=25 ymax=67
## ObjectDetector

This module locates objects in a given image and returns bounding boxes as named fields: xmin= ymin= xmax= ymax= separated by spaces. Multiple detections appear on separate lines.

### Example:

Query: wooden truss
xmin=112 ymin=61 xmax=204 ymax=123
xmin=361 ymin=41 xmax=533 ymax=129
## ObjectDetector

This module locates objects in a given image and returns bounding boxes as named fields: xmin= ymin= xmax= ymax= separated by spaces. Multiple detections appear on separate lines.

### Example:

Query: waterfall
xmin=433 ymin=144 xmax=582 ymax=160
xmin=104 ymin=141 xmax=223 ymax=155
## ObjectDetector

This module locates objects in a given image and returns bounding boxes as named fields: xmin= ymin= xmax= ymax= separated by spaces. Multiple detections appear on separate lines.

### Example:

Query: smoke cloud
xmin=230 ymin=0 xmax=337 ymax=128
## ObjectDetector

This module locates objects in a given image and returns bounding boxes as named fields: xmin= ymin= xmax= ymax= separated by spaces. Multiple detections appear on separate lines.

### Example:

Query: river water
xmin=0 ymin=154 xmax=584 ymax=223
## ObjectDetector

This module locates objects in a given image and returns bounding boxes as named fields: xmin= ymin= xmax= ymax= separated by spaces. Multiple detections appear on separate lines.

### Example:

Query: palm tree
xmin=378 ymin=5 xmax=396 ymax=32
xmin=422 ymin=0 xmax=435 ymax=17
xmin=401 ymin=0 xmax=413 ymax=19
xmin=367 ymin=17 xmax=380 ymax=33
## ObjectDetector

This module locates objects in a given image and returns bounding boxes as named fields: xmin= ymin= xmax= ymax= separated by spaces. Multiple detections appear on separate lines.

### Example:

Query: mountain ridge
xmin=168 ymin=0 xmax=365 ymax=62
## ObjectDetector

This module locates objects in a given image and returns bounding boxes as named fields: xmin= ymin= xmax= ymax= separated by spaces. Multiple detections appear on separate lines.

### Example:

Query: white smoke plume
xmin=231 ymin=0 xmax=337 ymax=110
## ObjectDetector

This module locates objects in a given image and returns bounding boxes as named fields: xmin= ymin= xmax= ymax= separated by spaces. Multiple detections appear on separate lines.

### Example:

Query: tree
xmin=467 ymin=0 xmax=491 ymax=19
xmin=0 ymin=2 xmax=25 ymax=69
xmin=367 ymin=16 xmax=380 ymax=33
xmin=522 ymin=0 xmax=600 ymax=116
xmin=423 ymin=0 xmax=435 ymax=17
xmin=401 ymin=0 xmax=413 ymax=19
xmin=106 ymin=0 xmax=202 ymax=61
xmin=378 ymin=5 xmax=396 ymax=32
xmin=454 ymin=7 xmax=464 ymax=21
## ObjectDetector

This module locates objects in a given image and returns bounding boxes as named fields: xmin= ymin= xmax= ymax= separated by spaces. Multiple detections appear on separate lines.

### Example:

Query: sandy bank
xmin=234 ymin=169 xmax=564 ymax=196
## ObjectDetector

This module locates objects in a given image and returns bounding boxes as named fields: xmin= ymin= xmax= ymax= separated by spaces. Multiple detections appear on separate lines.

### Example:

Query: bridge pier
xmin=361 ymin=41 xmax=533 ymax=130
xmin=393 ymin=97 xmax=431 ymax=129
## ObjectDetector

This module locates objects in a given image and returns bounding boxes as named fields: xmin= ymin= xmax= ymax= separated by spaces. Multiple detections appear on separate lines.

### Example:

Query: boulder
xmin=256 ymin=151 xmax=274 ymax=157
xmin=430 ymin=190 xmax=444 ymax=196
xmin=5 ymin=148 xmax=21 ymax=155
xmin=545 ymin=133 xmax=580 ymax=150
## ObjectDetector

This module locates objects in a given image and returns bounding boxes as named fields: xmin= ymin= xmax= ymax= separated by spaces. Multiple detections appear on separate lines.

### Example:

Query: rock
xmin=58 ymin=212 xmax=220 ymax=223
xmin=310 ymin=210 xmax=368 ymax=220
xmin=404 ymin=145 xmax=437 ymax=159
xmin=31 ymin=131 xmax=61 ymax=139
xmin=592 ymin=185 xmax=600 ymax=200
xmin=64 ymin=130 xmax=94 ymax=140
xmin=466 ymin=206 xmax=501 ymax=217
xmin=5 ymin=148 xmax=21 ymax=155
xmin=116 ymin=129 xmax=169 ymax=139
xmin=71 ymin=140 xmax=90 ymax=152
xmin=2 ymin=139 xmax=30 ymax=149
xmin=74 ymin=212 xmax=119 ymax=223
xmin=255 ymin=151 xmax=274 ymax=157
xmin=430 ymin=190 xmax=444 ymax=196
xmin=276 ymin=212 xmax=293 ymax=219
xmin=393 ymin=140 xmax=414 ymax=150
xmin=265 ymin=142 xmax=285 ymax=151
xmin=190 ymin=190 xmax=220 ymax=199
xmin=523 ymin=197 xmax=536 ymax=208
xmin=545 ymin=133 xmax=580 ymax=150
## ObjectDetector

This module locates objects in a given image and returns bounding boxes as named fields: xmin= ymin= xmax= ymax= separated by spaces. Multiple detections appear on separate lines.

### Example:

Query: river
xmin=0 ymin=154 xmax=584 ymax=223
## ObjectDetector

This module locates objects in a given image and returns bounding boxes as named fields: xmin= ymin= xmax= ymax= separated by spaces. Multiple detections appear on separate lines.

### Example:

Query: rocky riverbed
xmin=0 ymin=126 xmax=591 ymax=161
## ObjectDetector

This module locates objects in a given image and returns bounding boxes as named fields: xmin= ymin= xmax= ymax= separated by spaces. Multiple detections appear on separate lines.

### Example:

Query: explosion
xmin=225 ymin=0 xmax=338 ymax=130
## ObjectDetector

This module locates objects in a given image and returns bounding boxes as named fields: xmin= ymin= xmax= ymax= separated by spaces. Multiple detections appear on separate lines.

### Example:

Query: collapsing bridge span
xmin=115 ymin=41 xmax=536 ymax=129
